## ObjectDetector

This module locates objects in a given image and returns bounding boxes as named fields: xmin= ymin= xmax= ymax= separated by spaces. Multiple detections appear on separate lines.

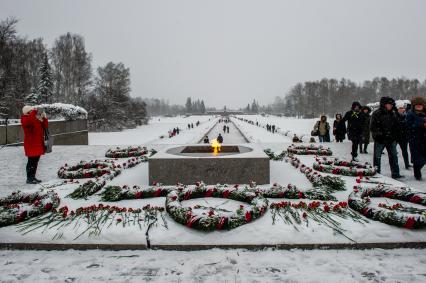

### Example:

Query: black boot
xmin=27 ymin=164 xmax=40 ymax=184
xmin=26 ymin=164 xmax=35 ymax=184
xmin=414 ymin=165 xmax=422 ymax=181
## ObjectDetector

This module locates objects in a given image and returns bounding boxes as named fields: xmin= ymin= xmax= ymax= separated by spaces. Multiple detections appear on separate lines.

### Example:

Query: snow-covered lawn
xmin=1 ymin=248 xmax=426 ymax=282
xmin=1 ymin=115 xmax=425 ymax=282
xmin=0 ymin=142 xmax=424 ymax=246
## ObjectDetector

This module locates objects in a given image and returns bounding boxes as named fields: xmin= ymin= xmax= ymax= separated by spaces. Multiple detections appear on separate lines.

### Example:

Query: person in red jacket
xmin=21 ymin=106 xmax=48 ymax=184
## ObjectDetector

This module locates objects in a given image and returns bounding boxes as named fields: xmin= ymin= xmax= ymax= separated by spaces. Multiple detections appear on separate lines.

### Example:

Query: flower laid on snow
xmin=287 ymin=144 xmax=332 ymax=156
xmin=288 ymin=155 xmax=345 ymax=193
xmin=313 ymin=157 xmax=377 ymax=177
xmin=165 ymin=183 xmax=268 ymax=231
xmin=269 ymin=199 xmax=367 ymax=237
xmin=0 ymin=190 xmax=60 ymax=227
xmin=58 ymin=156 xmax=148 ymax=199
xmin=105 ymin=146 xmax=156 ymax=158
xmin=17 ymin=203 xmax=166 ymax=239
xmin=264 ymin=148 xmax=287 ymax=161
xmin=348 ymin=184 xmax=426 ymax=229
xmin=100 ymin=185 xmax=171 ymax=202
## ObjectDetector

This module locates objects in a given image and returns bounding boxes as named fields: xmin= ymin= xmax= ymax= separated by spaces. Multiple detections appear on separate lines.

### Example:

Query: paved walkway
xmin=201 ymin=121 xmax=248 ymax=144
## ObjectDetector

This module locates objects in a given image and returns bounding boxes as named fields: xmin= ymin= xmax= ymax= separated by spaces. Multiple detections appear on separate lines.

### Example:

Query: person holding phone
xmin=21 ymin=105 xmax=48 ymax=184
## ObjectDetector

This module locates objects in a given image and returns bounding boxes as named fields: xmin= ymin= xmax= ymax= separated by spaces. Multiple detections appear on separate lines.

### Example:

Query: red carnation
xmin=302 ymin=212 xmax=308 ymax=219
xmin=44 ymin=203 xmax=53 ymax=212
xmin=184 ymin=191 xmax=191 ymax=200
xmin=17 ymin=211 xmax=27 ymax=222
xmin=323 ymin=205 xmax=330 ymax=213
xmin=384 ymin=191 xmax=396 ymax=198
xmin=222 ymin=190 xmax=230 ymax=198
xmin=298 ymin=192 xmax=304 ymax=199
xmin=245 ymin=211 xmax=252 ymax=222
xmin=409 ymin=195 xmax=422 ymax=204
xmin=217 ymin=217 xmax=226 ymax=230
xmin=404 ymin=217 xmax=415 ymax=229
xmin=135 ymin=191 xmax=143 ymax=199
xmin=154 ymin=188 xmax=162 ymax=197
xmin=186 ymin=216 xmax=197 ymax=228
xmin=205 ymin=189 xmax=213 ymax=198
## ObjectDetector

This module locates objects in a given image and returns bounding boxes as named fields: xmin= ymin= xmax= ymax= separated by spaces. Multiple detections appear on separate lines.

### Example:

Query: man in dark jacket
xmin=340 ymin=101 xmax=365 ymax=161
xmin=370 ymin=97 xmax=402 ymax=179
xmin=406 ymin=96 xmax=426 ymax=180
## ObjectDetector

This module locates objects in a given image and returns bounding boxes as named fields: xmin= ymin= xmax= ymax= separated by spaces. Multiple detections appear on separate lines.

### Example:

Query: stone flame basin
xmin=149 ymin=144 xmax=270 ymax=185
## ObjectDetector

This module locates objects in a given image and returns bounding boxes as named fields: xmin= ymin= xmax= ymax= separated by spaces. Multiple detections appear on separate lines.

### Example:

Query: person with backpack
xmin=313 ymin=115 xmax=330 ymax=142
xmin=21 ymin=106 xmax=48 ymax=184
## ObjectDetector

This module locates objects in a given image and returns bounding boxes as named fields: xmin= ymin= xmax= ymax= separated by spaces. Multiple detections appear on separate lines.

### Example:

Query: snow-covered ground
xmin=89 ymin=115 xmax=217 ymax=145
xmin=203 ymin=120 xmax=248 ymax=144
xmin=234 ymin=114 xmax=320 ymax=142
xmin=1 ymin=114 xmax=425 ymax=282
xmin=1 ymin=248 xmax=426 ymax=282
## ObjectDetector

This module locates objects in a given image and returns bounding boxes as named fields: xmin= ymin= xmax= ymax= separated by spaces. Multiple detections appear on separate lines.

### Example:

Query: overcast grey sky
xmin=1 ymin=0 xmax=425 ymax=108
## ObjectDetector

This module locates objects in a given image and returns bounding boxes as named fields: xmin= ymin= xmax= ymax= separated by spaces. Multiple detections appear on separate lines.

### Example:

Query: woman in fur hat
xmin=21 ymin=106 xmax=48 ymax=184
xmin=406 ymin=96 xmax=426 ymax=180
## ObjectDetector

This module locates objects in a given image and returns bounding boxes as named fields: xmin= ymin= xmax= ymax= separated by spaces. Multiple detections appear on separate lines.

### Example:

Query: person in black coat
xmin=359 ymin=106 xmax=372 ymax=154
xmin=396 ymin=103 xmax=411 ymax=169
xmin=333 ymin=113 xmax=346 ymax=142
xmin=370 ymin=97 xmax=402 ymax=179
xmin=217 ymin=133 xmax=224 ymax=144
xmin=406 ymin=96 xmax=426 ymax=180
xmin=340 ymin=101 xmax=365 ymax=161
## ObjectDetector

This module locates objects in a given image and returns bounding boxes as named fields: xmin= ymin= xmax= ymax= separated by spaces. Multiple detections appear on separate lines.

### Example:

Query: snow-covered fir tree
xmin=24 ymin=88 xmax=42 ymax=105
xmin=37 ymin=53 xmax=53 ymax=103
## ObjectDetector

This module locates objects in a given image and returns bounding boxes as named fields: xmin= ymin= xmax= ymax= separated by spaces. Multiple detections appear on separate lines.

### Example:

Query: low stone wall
xmin=0 ymin=119 xmax=88 ymax=145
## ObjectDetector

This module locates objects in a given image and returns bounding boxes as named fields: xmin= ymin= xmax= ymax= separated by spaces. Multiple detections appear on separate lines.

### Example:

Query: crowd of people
xmin=187 ymin=120 xmax=201 ymax=130
xmin=312 ymin=96 xmax=426 ymax=180
xmin=168 ymin=127 xmax=180 ymax=138
xmin=266 ymin=124 xmax=276 ymax=133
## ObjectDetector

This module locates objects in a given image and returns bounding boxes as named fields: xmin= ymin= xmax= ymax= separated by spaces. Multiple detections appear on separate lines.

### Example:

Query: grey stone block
xmin=149 ymin=144 xmax=270 ymax=185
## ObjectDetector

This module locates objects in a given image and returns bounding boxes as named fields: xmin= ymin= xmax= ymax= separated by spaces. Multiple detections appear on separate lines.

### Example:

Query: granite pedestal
xmin=149 ymin=144 xmax=270 ymax=185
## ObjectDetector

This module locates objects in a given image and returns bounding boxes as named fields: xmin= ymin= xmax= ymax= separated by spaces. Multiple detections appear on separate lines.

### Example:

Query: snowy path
xmin=1 ymin=248 xmax=426 ymax=282
xmin=201 ymin=121 xmax=248 ymax=144
xmin=235 ymin=114 xmax=318 ymax=142
xmin=89 ymin=115 xmax=217 ymax=145
xmin=231 ymin=117 xmax=293 ymax=143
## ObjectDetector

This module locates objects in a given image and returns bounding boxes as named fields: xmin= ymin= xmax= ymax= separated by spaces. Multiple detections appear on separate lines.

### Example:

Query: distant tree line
xmin=185 ymin=97 xmax=206 ymax=114
xmin=143 ymin=98 xmax=185 ymax=116
xmin=0 ymin=17 xmax=147 ymax=131
xmin=243 ymin=99 xmax=260 ymax=114
xmin=261 ymin=78 xmax=426 ymax=118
